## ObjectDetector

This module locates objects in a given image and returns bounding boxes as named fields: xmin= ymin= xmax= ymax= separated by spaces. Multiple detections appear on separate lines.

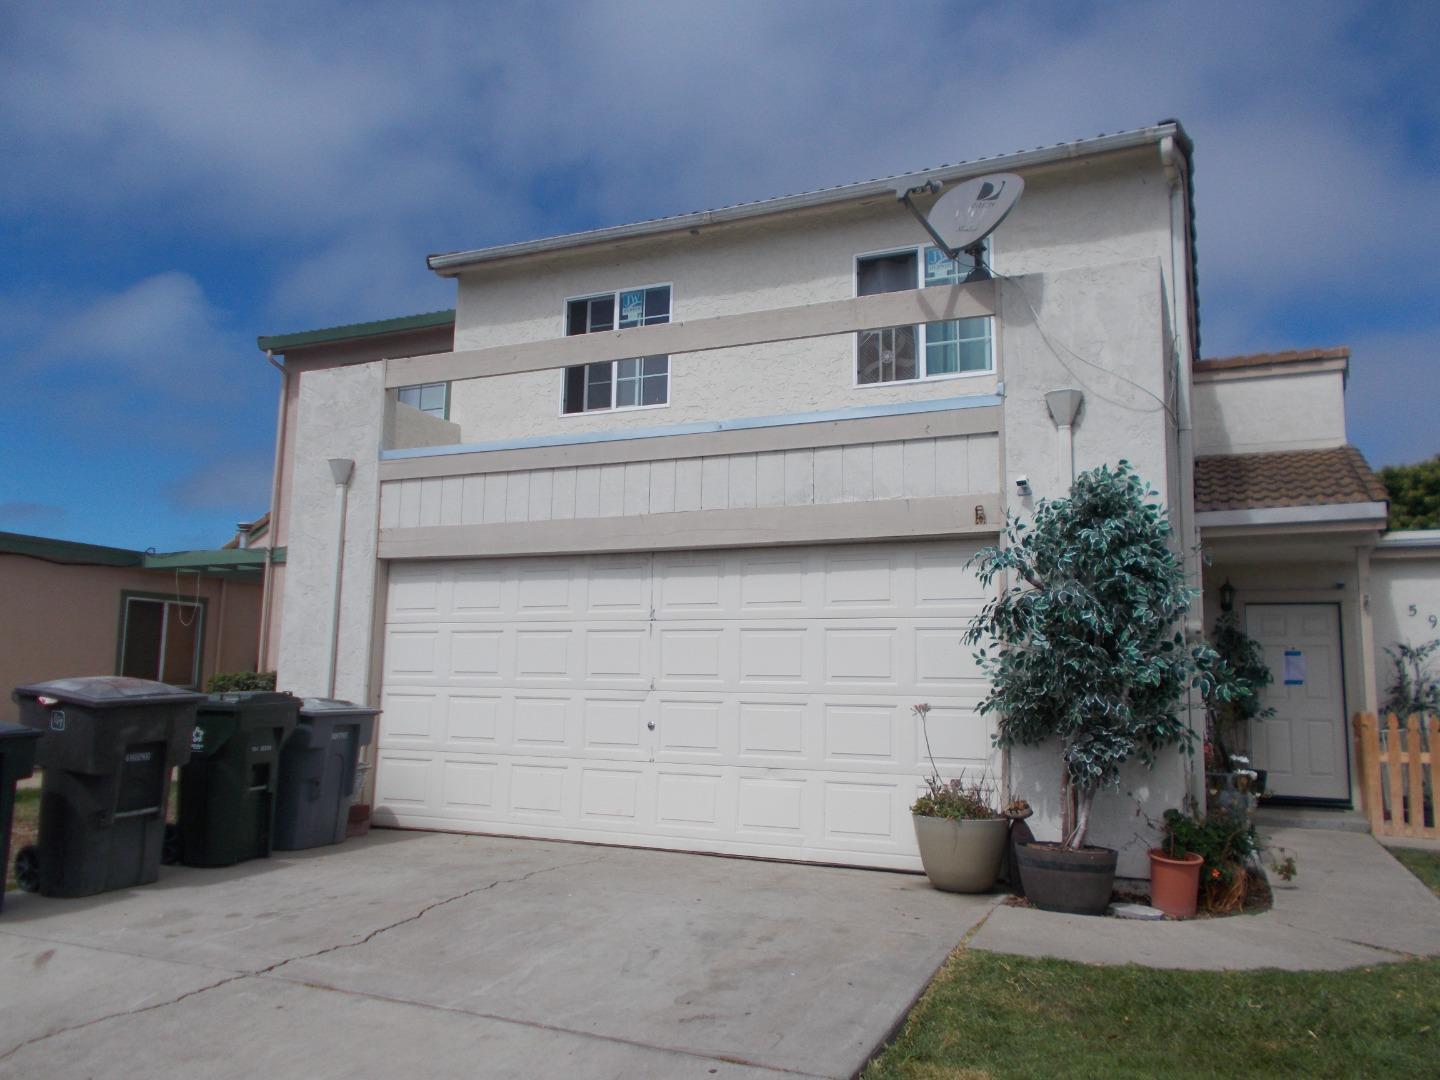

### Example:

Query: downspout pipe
xmin=326 ymin=458 xmax=355 ymax=699
xmin=1160 ymin=132 xmax=1204 ymax=801
xmin=258 ymin=349 xmax=287 ymax=671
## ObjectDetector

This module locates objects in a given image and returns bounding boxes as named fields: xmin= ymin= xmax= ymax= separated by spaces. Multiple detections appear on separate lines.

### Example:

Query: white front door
xmin=373 ymin=540 xmax=993 ymax=871
xmin=1245 ymin=603 xmax=1349 ymax=802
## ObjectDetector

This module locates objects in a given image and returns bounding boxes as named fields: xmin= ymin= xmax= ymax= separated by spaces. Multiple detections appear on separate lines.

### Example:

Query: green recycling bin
xmin=12 ymin=676 xmax=202 ymax=897
xmin=176 ymin=691 xmax=300 ymax=867
xmin=1 ymin=723 xmax=43 ymax=912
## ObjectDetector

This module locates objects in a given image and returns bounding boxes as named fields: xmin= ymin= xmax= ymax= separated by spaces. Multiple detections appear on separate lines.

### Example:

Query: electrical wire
xmin=984 ymin=260 xmax=1180 ymax=425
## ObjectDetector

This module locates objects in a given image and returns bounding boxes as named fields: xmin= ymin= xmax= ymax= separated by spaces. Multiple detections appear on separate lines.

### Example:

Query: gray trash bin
xmin=12 ymin=677 xmax=202 ymax=897
xmin=273 ymin=699 xmax=378 ymax=850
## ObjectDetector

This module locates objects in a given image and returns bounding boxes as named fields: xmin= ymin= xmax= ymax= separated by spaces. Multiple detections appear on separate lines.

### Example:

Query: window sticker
xmin=620 ymin=290 xmax=645 ymax=327
xmin=1283 ymin=649 xmax=1306 ymax=686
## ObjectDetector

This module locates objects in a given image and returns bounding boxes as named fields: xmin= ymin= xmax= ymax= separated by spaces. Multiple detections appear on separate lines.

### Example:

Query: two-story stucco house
xmin=257 ymin=122 xmax=1409 ymax=877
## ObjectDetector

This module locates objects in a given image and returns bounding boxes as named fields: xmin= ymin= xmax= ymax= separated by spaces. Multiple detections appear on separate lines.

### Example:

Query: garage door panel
xmin=378 ymin=539 xmax=993 ymax=870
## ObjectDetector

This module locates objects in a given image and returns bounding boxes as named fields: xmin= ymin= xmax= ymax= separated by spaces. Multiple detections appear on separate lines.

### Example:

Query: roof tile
xmin=1195 ymin=446 xmax=1388 ymax=512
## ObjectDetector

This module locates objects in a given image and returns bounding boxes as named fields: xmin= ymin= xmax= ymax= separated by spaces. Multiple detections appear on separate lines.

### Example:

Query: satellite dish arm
xmin=897 ymin=183 xmax=962 ymax=263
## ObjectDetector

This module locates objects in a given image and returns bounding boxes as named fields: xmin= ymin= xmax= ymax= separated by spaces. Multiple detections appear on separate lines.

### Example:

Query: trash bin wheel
xmin=14 ymin=845 xmax=40 ymax=893
xmin=162 ymin=823 xmax=182 ymax=866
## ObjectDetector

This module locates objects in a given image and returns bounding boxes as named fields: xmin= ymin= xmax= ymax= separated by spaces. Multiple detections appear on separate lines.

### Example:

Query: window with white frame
xmin=118 ymin=594 xmax=205 ymax=688
xmin=562 ymin=285 xmax=671 ymax=413
xmin=855 ymin=242 xmax=993 ymax=385
xmin=396 ymin=381 xmax=449 ymax=418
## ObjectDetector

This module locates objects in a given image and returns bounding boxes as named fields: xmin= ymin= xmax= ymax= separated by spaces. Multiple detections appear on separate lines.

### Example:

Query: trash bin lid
xmin=12 ymin=676 xmax=207 ymax=709
xmin=202 ymin=690 xmax=299 ymax=710
xmin=298 ymin=697 xmax=381 ymax=718
xmin=0 ymin=721 xmax=43 ymax=742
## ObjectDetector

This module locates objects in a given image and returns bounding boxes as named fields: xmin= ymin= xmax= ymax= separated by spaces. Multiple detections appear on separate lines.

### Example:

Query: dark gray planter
xmin=1014 ymin=842 xmax=1118 ymax=915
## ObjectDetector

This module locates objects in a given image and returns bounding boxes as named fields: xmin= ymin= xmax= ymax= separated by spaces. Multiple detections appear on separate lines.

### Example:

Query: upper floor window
xmin=855 ymin=243 xmax=993 ymax=386
xmin=119 ymin=594 xmax=204 ymax=688
xmin=396 ymin=381 xmax=449 ymax=418
xmin=562 ymin=285 xmax=671 ymax=414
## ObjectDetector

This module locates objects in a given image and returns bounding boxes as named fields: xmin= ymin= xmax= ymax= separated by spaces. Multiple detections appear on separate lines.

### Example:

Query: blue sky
xmin=2 ymin=0 xmax=1437 ymax=551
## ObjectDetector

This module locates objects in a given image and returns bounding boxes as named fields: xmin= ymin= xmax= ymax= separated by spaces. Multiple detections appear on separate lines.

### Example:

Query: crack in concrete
xmin=0 ymin=856 xmax=603 ymax=1065
xmin=0 ymin=972 xmax=250 ymax=1064
xmin=256 ymin=854 xmax=607 ymax=976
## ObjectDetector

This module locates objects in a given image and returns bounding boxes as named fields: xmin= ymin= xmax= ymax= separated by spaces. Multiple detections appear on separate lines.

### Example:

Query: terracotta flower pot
xmin=1148 ymin=848 xmax=1203 ymax=918
xmin=912 ymin=815 xmax=1009 ymax=893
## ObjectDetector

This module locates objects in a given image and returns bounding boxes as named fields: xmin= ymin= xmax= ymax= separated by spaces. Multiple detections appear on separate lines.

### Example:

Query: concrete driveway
xmin=0 ymin=831 xmax=996 ymax=1078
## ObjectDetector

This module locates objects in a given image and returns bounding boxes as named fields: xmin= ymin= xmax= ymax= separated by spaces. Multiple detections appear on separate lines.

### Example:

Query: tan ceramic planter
xmin=912 ymin=815 xmax=1009 ymax=893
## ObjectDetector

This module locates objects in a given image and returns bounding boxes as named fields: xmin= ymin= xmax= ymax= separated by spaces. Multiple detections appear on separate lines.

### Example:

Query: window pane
xmin=585 ymin=362 xmax=612 ymax=410
xmin=615 ymin=358 xmax=640 ymax=407
xmin=588 ymin=297 xmax=613 ymax=332
xmin=616 ymin=358 xmax=638 ymax=380
xmin=619 ymin=289 xmax=646 ymax=328
xmin=958 ymin=338 xmax=991 ymax=372
xmin=924 ymin=241 xmax=987 ymax=286
xmin=857 ymin=252 xmax=918 ymax=296
xmin=926 ymin=342 xmax=958 ymax=376
xmin=566 ymin=298 xmax=589 ymax=335
xmin=418 ymin=383 xmax=447 ymax=414
xmin=162 ymin=603 xmax=201 ymax=686
xmin=641 ymin=372 xmax=667 ymax=405
xmin=644 ymin=287 xmax=670 ymax=324
xmin=397 ymin=386 xmax=420 ymax=408
xmin=121 ymin=599 xmax=164 ymax=679
xmin=857 ymin=331 xmax=883 ymax=384
xmin=563 ymin=366 xmax=586 ymax=413
xmin=642 ymin=355 xmax=668 ymax=377
xmin=892 ymin=325 xmax=917 ymax=380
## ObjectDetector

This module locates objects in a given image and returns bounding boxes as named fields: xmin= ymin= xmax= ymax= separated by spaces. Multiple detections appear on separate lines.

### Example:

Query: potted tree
xmin=1205 ymin=609 xmax=1273 ymax=821
xmin=1150 ymin=806 xmax=1206 ymax=918
xmin=963 ymin=462 xmax=1226 ymax=916
xmin=910 ymin=706 xmax=1008 ymax=893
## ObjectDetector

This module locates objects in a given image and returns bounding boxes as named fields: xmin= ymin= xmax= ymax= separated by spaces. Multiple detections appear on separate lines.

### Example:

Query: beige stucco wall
xmin=276 ymin=362 xmax=387 ymax=703
xmin=0 ymin=554 xmax=261 ymax=723
xmin=1192 ymin=367 xmax=1347 ymax=456
xmin=383 ymin=397 xmax=461 ymax=450
xmin=1371 ymin=544 xmax=1440 ymax=708
xmin=445 ymin=150 xmax=1174 ymax=444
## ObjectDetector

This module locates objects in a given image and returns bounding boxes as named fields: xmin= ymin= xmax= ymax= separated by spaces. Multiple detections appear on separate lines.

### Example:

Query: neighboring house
xmin=259 ymin=121 xmax=1422 ymax=876
xmin=0 ymin=531 xmax=267 ymax=722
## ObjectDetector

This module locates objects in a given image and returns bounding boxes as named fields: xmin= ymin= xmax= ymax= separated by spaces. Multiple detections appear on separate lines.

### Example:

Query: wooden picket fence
xmin=1352 ymin=712 xmax=1438 ymax=840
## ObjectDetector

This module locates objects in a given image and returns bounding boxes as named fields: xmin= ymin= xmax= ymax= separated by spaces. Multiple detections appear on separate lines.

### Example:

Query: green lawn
xmin=1389 ymin=846 xmax=1440 ymax=897
xmin=864 ymin=950 xmax=1439 ymax=1079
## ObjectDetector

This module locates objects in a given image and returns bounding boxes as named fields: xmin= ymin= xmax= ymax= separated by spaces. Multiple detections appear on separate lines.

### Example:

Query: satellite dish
xmin=927 ymin=173 xmax=1024 ymax=257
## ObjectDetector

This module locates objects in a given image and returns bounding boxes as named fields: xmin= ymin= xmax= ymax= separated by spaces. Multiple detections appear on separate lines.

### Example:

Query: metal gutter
xmin=427 ymin=125 xmax=1186 ymax=275
xmin=1195 ymin=502 xmax=1389 ymax=529
xmin=1375 ymin=529 xmax=1440 ymax=550
xmin=257 ymin=309 xmax=455 ymax=353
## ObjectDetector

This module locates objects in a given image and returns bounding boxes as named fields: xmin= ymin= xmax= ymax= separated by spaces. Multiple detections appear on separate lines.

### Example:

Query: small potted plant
xmin=1150 ymin=807 xmax=1206 ymax=918
xmin=910 ymin=705 xmax=1008 ymax=893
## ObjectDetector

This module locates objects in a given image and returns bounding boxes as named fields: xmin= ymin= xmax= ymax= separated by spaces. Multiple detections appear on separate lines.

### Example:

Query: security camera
xmin=1015 ymin=476 xmax=1032 ymax=497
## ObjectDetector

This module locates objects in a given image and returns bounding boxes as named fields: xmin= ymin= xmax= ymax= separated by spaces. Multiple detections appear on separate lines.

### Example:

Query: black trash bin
xmin=176 ymin=691 xmax=300 ymax=867
xmin=1 ymin=722 xmax=43 ymax=912
xmin=273 ymin=699 xmax=378 ymax=851
xmin=12 ymin=676 xmax=202 ymax=897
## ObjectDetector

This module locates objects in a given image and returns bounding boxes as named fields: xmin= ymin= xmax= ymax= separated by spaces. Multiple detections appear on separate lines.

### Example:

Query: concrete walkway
xmin=969 ymin=826 xmax=1440 ymax=970
xmin=0 ymin=830 xmax=995 ymax=1079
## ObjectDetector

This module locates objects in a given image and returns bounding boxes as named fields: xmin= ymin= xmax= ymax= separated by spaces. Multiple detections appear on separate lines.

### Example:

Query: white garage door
xmin=374 ymin=540 xmax=993 ymax=870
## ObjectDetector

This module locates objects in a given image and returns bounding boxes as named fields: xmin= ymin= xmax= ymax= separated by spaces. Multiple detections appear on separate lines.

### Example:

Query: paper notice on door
xmin=1283 ymin=649 xmax=1306 ymax=686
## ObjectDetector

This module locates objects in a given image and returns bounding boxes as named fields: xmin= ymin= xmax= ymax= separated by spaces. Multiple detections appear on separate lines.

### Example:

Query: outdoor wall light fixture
xmin=1219 ymin=579 xmax=1236 ymax=613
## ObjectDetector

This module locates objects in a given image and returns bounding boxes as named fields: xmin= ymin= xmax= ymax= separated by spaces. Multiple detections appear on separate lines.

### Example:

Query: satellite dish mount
xmin=897 ymin=172 xmax=1024 ymax=283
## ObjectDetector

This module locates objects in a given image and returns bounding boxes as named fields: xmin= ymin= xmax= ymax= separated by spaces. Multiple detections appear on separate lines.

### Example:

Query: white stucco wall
xmin=1371 ymin=544 xmax=1440 ymax=708
xmin=383 ymin=396 xmax=462 ymax=450
xmin=277 ymin=362 xmax=387 ymax=704
xmin=993 ymin=256 xmax=1187 ymax=876
xmin=445 ymin=150 xmax=1174 ymax=444
xmin=1192 ymin=368 xmax=1347 ymax=456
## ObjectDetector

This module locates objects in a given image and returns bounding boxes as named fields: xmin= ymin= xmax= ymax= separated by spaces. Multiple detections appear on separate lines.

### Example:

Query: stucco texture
xmin=277 ymin=362 xmax=386 ymax=703
xmin=1372 ymin=550 xmax=1440 ymax=704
